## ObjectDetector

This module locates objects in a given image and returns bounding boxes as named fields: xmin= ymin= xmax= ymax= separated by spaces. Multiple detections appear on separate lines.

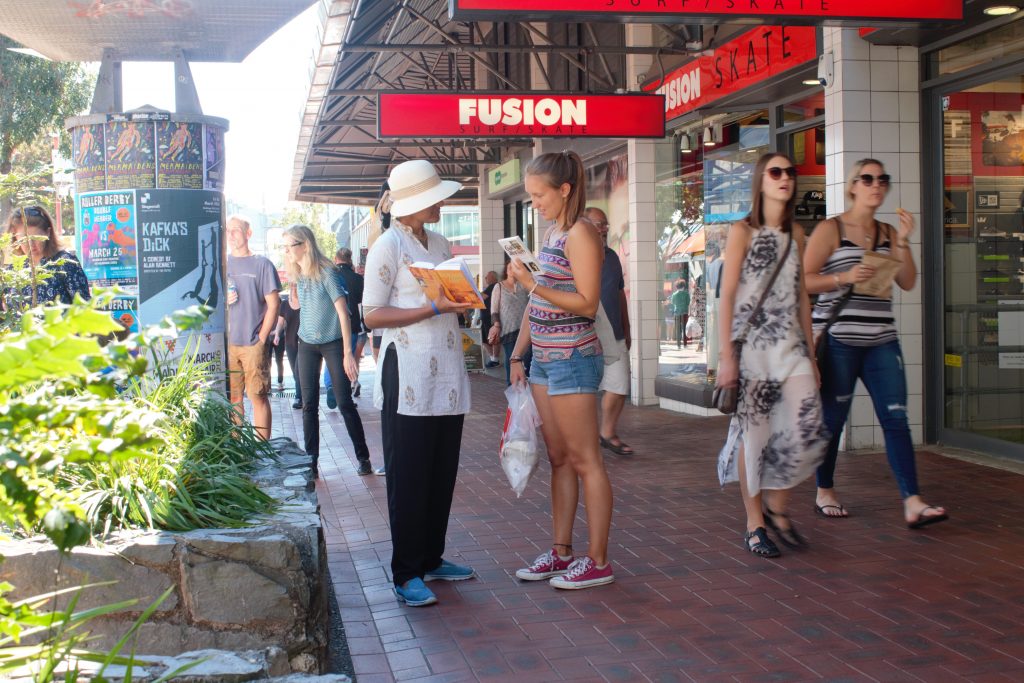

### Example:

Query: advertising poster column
xmin=68 ymin=113 xmax=230 ymax=388
xmin=137 ymin=189 xmax=226 ymax=379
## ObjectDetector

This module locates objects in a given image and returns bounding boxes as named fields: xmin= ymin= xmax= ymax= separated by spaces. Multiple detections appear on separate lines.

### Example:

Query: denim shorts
xmin=529 ymin=349 xmax=604 ymax=396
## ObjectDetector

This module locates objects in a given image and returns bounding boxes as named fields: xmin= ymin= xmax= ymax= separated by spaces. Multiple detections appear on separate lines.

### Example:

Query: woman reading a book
xmin=804 ymin=158 xmax=948 ymax=530
xmin=283 ymin=224 xmax=376 ymax=478
xmin=363 ymin=160 xmax=477 ymax=608
xmin=507 ymin=150 xmax=615 ymax=590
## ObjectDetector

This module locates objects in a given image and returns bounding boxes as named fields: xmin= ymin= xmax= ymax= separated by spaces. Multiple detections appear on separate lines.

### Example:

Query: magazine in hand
xmin=408 ymin=257 xmax=486 ymax=309
xmin=498 ymin=236 xmax=541 ymax=273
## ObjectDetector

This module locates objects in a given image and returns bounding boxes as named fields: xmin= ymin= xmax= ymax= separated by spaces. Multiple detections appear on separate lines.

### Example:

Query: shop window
xmin=655 ymin=112 xmax=767 ymax=391
xmin=940 ymin=75 xmax=1024 ymax=445
xmin=929 ymin=18 xmax=1024 ymax=78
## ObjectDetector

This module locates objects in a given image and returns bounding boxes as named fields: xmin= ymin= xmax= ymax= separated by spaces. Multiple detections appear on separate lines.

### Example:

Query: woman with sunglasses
xmin=804 ymin=158 xmax=947 ymax=529
xmin=283 ymin=224 xmax=376 ymax=479
xmin=717 ymin=153 xmax=828 ymax=559
xmin=4 ymin=205 xmax=90 ymax=308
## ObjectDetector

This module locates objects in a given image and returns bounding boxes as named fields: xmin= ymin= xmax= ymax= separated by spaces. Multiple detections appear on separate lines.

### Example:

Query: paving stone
xmin=268 ymin=367 xmax=1024 ymax=682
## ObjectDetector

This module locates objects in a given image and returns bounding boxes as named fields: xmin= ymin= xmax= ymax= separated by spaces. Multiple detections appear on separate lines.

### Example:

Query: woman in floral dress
xmin=715 ymin=153 xmax=828 ymax=559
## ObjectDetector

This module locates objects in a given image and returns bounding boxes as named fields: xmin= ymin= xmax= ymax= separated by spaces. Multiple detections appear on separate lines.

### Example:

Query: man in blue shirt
xmin=586 ymin=207 xmax=634 ymax=457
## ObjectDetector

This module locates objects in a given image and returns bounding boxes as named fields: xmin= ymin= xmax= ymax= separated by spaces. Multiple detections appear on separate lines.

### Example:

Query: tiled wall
xmin=824 ymin=28 xmax=925 ymax=447
xmin=626 ymin=25 xmax=660 ymax=405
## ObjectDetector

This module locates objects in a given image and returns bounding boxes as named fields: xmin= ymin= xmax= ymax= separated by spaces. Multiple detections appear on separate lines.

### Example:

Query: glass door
xmin=939 ymin=74 xmax=1024 ymax=451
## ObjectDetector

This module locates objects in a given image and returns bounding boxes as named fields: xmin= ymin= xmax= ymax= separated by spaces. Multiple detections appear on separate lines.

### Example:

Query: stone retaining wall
xmin=0 ymin=439 xmax=328 ymax=675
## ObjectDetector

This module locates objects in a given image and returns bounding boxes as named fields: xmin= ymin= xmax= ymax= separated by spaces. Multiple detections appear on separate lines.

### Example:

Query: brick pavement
xmin=271 ymin=366 xmax=1024 ymax=682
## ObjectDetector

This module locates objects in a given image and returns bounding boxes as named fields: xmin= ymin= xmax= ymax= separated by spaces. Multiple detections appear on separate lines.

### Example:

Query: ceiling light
xmin=679 ymin=133 xmax=693 ymax=152
xmin=803 ymin=78 xmax=823 ymax=86
xmin=703 ymin=125 xmax=716 ymax=147
xmin=984 ymin=5 xmax=1020 ymax=15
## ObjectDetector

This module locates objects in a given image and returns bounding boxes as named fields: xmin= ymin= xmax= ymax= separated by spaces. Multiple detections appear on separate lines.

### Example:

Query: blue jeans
xmin=817 ymin=336 xmax=918 ymax=498
xmin=529 ymin=349 xmax=604 ymax=396
xmin=501 ymin=337 xmax=532 ymax=386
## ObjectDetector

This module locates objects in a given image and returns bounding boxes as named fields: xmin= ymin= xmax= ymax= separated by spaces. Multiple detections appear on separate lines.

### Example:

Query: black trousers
xmin=266 ymin=340 xmax=286 ymax=380
xmin=381 ymin=345 xmax=465 ymax=587
xmin=285 ymin=342 xmax=300 ymax=399
xmin=297 ymin=338 xmax=370 ymax=467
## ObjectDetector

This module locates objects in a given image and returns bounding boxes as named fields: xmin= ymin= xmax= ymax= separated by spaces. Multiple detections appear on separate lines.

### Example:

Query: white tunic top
xmin=362 ymin=223 xmax=471 ymax=416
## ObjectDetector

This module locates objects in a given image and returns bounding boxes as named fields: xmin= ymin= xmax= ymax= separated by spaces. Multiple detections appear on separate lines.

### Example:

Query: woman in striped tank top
xmin=804 ymin=159 xmax=948 ymax=530
xmin=506 ymin=151 xmax=615 ymax=590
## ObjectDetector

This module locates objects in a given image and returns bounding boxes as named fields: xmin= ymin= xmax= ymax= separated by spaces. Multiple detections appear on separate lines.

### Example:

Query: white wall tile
xmin=871 ymin=92 xmax=900 ymax=122
xmin=871 ymin=122 xmax=899 ymax=153
xmin=871 ymin=61 xmax=899 ymax=92
xmin=869 ymin=44 xmax=899 ymax=62
xmin=898 ymin=61 xmax=919 ymax=92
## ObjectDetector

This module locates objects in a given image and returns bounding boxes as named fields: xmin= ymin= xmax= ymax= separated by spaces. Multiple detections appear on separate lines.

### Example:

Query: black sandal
xmin=763 ymin=506 xmax=807 ymax=550
xmin=743 ymin=527 xmax=781 ymax=558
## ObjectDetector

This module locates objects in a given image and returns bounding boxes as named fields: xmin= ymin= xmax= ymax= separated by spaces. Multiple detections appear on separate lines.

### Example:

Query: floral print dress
xmin=717 ymin=227 xmax=828 ymax=494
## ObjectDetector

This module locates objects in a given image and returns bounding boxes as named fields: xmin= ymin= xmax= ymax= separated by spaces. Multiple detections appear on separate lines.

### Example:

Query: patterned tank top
xmin=811 ymin=218 xmax=898 ymax=347
xmin=529 ymin=229 xmax=601 ymax=362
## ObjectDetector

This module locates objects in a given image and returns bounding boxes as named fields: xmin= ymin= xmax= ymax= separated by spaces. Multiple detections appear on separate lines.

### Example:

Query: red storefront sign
xmin=377 ymin=93 xmax=666 ymax=139
xmin=644 ymin=26 xmax=818 ymax=120
xmin=450 ymin=0 xmax=962 ymax=23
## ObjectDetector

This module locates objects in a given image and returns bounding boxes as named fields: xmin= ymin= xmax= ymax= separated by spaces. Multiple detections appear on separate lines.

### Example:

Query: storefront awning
xmin=292 ymin=0 xmax=707 ymax=204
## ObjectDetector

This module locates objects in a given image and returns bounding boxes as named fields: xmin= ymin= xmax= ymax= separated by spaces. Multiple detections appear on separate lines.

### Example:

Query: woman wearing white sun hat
xmin=363 ymin=159 xmax=476 ymax=607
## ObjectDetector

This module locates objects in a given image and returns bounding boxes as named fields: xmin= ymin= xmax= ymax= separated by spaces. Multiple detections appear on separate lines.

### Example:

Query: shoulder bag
xmin=712 ymin=227 xmax=793 ymax=415
xmin=813 ymin=217 xmax=881 ymax=374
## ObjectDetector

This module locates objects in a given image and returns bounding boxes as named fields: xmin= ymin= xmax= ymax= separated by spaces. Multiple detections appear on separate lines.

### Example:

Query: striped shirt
xmin=296 ymin=266 xmax=349 ymax=345
xmin=811 ymin=220 xmax=897 ymax=347
xmin=529 ymin=229 xmax=602 ymax=362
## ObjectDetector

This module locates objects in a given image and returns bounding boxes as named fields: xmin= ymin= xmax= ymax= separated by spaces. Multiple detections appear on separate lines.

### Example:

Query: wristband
xmin=529 ymin=282 xmax=539 ymax=296
xmin=430 ymin=301 xmax=440 ymax=316
xmin=509 ymin=355 xmax=523 ymax=364
xmin=834 ymin=274 xmax=841 ymax=290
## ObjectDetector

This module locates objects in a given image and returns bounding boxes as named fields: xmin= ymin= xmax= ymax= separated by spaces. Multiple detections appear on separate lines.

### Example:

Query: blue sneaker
xmin=424 ymin=559 xmax=475 ymax=582
xmin=394 ymin=578 xmax=437 ymax=607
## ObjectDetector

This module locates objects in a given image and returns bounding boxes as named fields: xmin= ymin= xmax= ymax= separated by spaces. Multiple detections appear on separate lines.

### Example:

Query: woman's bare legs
xmin=532 ymin=385 xmax=613 ymax=566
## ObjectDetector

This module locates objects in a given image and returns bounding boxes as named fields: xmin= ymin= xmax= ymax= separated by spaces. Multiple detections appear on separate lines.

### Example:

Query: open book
xmin=498 ymin=236 xmax=541 ymax=273
xmin=408 ymin=257 xmax=486 ymax=309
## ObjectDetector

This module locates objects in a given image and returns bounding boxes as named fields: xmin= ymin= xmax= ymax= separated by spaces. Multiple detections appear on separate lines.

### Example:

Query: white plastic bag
xmin=685 ymin=316 xmax=702 ymax=340
xmin=499 ymin=383 xmax=542 ymax=497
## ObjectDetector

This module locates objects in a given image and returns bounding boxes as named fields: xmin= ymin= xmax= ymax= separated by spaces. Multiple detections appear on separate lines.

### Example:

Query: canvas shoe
xmin=356 ymin=461 xmax=372 ymax=476
xmin=515 ymin=548 xmax=574 ymax=581
xmin=424 ymin=559 xmax=475 ymax=582
xmin=373 ymin=465 xmax=386 ymax=476
xmin=394 ymin=578 xmax=437 ymax=607
xmin=549 ymin=556 xmax=614 ymax=590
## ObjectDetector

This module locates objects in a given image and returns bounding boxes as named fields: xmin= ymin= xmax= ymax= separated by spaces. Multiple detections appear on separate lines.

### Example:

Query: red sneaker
xmin=549 ymin=556 xmax=614 ymax=590
xmin=515 ymin=548 xmax=573 ymax=581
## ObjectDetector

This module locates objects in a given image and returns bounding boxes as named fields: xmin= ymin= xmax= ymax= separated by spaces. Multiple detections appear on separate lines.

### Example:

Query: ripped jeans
xmin=817 ymin=336 xmax=919 ymax=498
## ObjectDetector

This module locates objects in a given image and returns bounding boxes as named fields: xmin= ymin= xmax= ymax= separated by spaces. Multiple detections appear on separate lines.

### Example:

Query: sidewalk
xmin=271 ymin=365 xmax=1024 ymax=682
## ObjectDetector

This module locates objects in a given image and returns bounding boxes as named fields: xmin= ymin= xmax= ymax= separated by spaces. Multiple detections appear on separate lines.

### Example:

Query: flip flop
xmin=600 ymin=436 xmax=635 ymax=456
xmin=908 ymin=506 xmax=949 ymax=530
xmin=814 ymin=503 xmax=848 ymax=518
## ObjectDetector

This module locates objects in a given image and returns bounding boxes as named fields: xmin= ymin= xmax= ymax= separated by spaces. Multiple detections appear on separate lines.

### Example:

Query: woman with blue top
xmin=283 ymin=224 xmax=376 ymax=478
xmin=507 ymin=151 xmax=615 ymax=590
xmin=363 ymin=160 xmax=477 ymax=608
xmin=4 ymin=205 xmax=90 ymax=309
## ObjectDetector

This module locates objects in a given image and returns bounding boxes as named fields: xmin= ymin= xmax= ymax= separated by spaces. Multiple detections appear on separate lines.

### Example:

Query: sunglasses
xmin=765 ymin=166 xmax=798 ymax=180
xmin=856 ymin=173 xmax=891 ymax=187
xmin=284 ymin=241 xmax=303 ymax=248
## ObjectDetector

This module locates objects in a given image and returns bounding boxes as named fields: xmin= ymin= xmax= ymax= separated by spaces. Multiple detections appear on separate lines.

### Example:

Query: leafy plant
xmin=62 ymin=338 xmax=276 ymax=536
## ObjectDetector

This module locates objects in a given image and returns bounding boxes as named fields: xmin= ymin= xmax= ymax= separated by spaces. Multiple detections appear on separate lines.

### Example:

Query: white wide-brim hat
xmin=388 ymin=159 xmax=462 ymax=218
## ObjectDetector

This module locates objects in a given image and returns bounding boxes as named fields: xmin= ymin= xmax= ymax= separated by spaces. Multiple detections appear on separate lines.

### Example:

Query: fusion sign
xmin=449 ymin=0 xmax=962 ymax=23
xmin=377 ymin=93 xmax=665 ymax=138
xmin=646 ymin=26 xmax=818 ymax=120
